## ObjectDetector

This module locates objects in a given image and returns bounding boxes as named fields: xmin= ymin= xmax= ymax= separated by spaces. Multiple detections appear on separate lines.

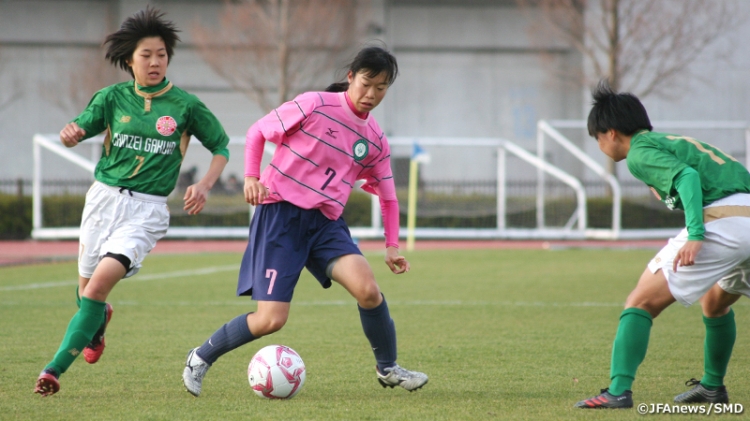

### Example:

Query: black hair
xmin=104 ymin=6 xmax=181 ymax=77
xmin=324 ymin=45 xmax=399 ymax=92
xmin=587 ymin=79 xmax=653 ymax=137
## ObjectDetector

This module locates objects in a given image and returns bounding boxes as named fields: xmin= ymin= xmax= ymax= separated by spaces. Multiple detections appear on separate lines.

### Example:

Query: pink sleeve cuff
xmin=245 ymin=123 xmax=265 ymax=178
xmin=381 ymin=198 xmax=400 ymax=248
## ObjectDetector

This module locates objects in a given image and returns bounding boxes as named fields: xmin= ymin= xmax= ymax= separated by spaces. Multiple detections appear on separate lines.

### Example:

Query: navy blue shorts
xmin=236 ymin=201 xmax=362 ymax=302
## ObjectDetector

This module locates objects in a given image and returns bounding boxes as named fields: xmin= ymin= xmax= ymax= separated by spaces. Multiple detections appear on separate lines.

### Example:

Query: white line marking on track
xmin=0 ymin=251 xmax=384 ymax=292
xmin=0 ymin=264 xmax=240 ymax=292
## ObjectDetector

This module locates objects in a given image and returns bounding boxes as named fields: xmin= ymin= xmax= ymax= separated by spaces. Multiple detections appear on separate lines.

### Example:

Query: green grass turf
xmin=1 ymin=248 xmax=748 ymax=420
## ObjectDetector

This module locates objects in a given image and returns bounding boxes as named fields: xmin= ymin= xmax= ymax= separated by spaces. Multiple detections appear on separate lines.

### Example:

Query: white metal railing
xmin=42 ymin=124 xmax=746 ymax=241
xmin=387 ymin=137 xmax=587 ymax=237
xmin=31 ymin=135 xmax=274 ymax=239
xmin=537 ymin=120 xmax=621 ymax=239
xmin=538 ymin=120 xmax=750 ymax=240
xmin=32 ymin=134 xmax=589 ymax=240
xmin=32 ymin=134 xmax=96 ymax=237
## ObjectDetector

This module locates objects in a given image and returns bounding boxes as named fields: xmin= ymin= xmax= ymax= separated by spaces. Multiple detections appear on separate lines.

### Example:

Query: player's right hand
xmin=673 ymin=240 xmax=703 ymax=272
xmin=385 ymin=246 xmax=410 ymax=274
xmin=244 ymin=176 xmax=269 ymax=206
xmin=60 ymin=122 xmax=86 ymax=148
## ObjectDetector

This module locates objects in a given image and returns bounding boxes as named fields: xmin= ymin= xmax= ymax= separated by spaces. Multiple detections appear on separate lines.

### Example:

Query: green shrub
xmin=0 ymin=194 xmax=32 ymax=239
xmin=42 ymin=195 xmax=85 ymax=227
xmin=341 ymin=191 xmax=372 ymax=226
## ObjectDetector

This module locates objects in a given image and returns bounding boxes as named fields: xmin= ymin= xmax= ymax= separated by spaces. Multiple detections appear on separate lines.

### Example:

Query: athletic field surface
xmin=1 ymin=239 xmax=748 ymax=420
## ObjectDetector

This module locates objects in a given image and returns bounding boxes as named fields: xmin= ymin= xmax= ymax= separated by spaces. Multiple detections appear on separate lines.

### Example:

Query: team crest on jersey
xmin=156 ymin=116 xmax=177 ymax=136
xmin=353 ymin=139 xmax=369 ymax=161
xmin=120 ymin=115 xmax=131 ymax=123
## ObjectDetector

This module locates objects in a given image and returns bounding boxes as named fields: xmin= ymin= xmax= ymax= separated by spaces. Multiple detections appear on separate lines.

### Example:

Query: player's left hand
xmin=385 ymin=246 xmax=410 ymax=274
xmin=673 ymin=240 xmax=703 ymax=272
xmin=183 ymin=182 xmax=210 ymax=215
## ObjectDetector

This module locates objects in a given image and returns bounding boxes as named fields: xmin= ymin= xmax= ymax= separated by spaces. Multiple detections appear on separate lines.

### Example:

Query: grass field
xmin=1 ymin=248 xmax=748 ymax=420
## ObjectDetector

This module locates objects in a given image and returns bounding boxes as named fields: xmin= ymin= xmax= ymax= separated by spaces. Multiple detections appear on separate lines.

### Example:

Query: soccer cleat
xmin=84 ymin=303 xmax=114 ymax=364
xmin=674 ymin=378 xmax=729 ymax=403
xmin=376 ymin=364 xmax=428 ymax=391
xmin=34 ymin=368 xmax=60 ymax=397
xmin=183 ymin=348 xmax=211 ymax=397
xmin=574 ymin=388 xmax=633 ymax=409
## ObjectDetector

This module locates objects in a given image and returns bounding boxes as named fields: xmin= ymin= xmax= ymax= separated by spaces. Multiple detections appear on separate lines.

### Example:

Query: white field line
xmin=105 ymin=300 xmax=630 ymax=307
xmin=4 ymin=263 xmax=746 ymax=307
xmin=0 ymin=251 xmax=386 ymax=292
xmin=2 ymin=299 xmax=748 ymax=307
xmin=0 ymin=264 xmax=240 ymax=292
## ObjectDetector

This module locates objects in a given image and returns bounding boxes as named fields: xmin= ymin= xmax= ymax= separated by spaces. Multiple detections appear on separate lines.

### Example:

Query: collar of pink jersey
xmin=344 ymin=91 xmax=369 ymax=119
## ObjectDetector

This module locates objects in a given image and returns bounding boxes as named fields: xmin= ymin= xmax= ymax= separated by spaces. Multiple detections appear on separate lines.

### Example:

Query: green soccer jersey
xmin=627 ymin=130 xmax=750 ymax=210
xmin=73 ymin=79 xmax=230 ymax=196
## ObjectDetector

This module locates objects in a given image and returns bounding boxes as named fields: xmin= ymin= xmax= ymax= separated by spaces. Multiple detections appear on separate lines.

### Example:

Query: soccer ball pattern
xmin=248 ymin=345 xmax=306 ymax=399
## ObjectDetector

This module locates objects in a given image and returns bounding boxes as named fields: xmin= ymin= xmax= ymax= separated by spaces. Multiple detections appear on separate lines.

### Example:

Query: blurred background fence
xmin=0 ymin=130 xmax=684 ymax=239
xmin=0 ymin=173 xmax=684 ymax=240
xmin=11 ymin=124 xmax=748 ymax=240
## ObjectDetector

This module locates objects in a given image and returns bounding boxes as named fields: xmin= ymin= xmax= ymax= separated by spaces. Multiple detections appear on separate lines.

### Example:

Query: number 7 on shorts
xmin=266 ymin=269 xmax=277 ymax=294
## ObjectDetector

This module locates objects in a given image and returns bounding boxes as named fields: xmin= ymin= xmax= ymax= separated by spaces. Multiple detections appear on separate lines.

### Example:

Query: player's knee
xmin=701 ymin=285 xmax=740 ymax=317
xmin=623 ymin=297 xmax=668 ymax=318
xmin=703 ymin=307 xmax=731 ymax=318
xmin=701 ymin=298 xmax=732 ymax=318
xmin=356 ymin=283 xmax=383 ymax=308
xmin=254 ymin=313 xmax=288 ymax=335
xmin=623 ymin=294 xmax=670 ymax=318
xmin=102 ymin=252 xmax=131 ymax=271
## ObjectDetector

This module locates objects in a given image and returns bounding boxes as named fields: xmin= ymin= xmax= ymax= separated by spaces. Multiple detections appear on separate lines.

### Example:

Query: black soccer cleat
xmin=674 ymin=378 xmax=728 ymax=403
xmin=574 ymin=388 xmax=633 ymax=409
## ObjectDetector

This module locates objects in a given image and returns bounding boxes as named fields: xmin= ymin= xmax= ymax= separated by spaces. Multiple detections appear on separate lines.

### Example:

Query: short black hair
xmin=104 ymin=6 xmax=181 ymax=77
xmin=587 ymin=80 xmax=653 ymax=137
xmin=325 ymin=45 xmax=399 ymax=92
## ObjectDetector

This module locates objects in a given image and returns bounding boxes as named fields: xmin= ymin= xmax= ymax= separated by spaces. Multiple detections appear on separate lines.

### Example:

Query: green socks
xmin=45 ymin=296 xmax=106 ymax=375
xmin=606 ymin=307 xmax=735 ymax=395
xmin=609 ymin=307 xmax=653 ymax=396
xmin=701 ymin=309 xmax=735 ymax=389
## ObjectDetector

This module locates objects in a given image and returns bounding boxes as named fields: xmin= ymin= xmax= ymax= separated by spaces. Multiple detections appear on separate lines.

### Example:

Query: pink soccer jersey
xmin=249 ymin=91 xmax=397 ymax=222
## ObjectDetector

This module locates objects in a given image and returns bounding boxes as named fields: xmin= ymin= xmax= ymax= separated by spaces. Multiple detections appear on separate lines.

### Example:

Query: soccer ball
xmin=248 ymin=345 xmax=306 ymax=399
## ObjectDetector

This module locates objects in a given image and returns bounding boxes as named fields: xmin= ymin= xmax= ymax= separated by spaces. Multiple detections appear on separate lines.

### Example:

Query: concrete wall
xmin=384 ymin=1 xmax=582 ymax=182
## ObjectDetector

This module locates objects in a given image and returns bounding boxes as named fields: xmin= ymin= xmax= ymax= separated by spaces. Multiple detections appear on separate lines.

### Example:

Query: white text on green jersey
xmin=112 ymin=133 xmax=177 ymax=155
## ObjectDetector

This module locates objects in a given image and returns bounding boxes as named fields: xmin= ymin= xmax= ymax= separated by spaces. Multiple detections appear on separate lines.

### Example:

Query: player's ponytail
xmin=324 ymin=81 xmax=349 ymax=92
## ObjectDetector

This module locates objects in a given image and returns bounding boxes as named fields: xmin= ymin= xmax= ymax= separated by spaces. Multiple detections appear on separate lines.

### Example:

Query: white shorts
xmin=647 ymin=194 xmax=750 ymax=306
xmin=78 ymin=182 xmax=169 ymax=278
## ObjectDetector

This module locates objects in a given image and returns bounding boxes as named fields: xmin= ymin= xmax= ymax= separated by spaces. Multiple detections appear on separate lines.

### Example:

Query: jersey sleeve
xmin=244 ymin=123 xmax=265 ymax=178
xmin=674 ymin=167 xmax=705 ymax=240
xmin=186 ymin=98 xmax=230 ymax=160
xmin=72 ymin=89 xmax=109 ymax=140
xmin=254 ymin=92 xmax=320 ymax=144
xmin=380 ymin=180 xmax=400 ymax=248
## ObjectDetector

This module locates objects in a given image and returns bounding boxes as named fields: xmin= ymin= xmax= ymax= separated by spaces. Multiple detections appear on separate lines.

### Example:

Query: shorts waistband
xmin=96 ymin=181 xmax=168 ymax=203
xmin=704 ymin=205 xmax=750 ymax=223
